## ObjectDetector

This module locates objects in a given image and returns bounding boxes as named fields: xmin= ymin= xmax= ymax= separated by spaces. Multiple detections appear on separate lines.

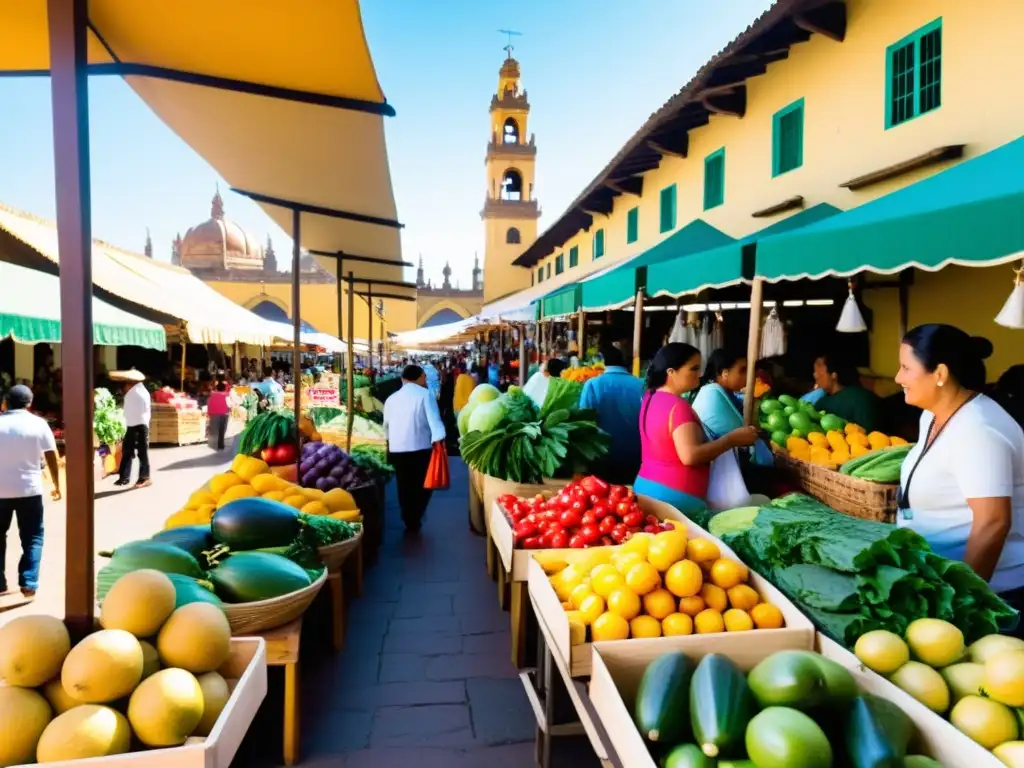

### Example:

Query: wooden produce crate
xmin=150 ymin=403 xmax=206 ymax=446
xmin=529 ymin=497 xmax=814 ymax=678
xmin=19 ymin=637 xmax=268 ymax=768
xmin=483 ymin=474 xmax=566 ymax=583
xmin=772 ymin=446 xmax=898 ymax=523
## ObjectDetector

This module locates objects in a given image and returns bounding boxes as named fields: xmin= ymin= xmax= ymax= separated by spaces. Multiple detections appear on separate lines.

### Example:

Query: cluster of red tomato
xmin=500 ymin=475 xmax=675 ymax=550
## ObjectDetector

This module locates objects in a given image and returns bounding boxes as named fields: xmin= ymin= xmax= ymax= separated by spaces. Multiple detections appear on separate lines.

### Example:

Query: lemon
xmin=709 ymin=558 xmax=748 ymax=589
xmin=647 ymin=530 xmax=687 ymax=571
xmin=854 ymin=630 xmax=911 ymax=675
xmin=569 ymin=582 xmax=594 ymax=610
xmin=694 ymin=608 xmax=725 ymax=634
xmin=606 ymin=588 xmax=642 ymax=621
xmin=950 ymin=695 xmax=1018 ymax=749
xmin=968 ymin=634 xmax=1024 ymax=664
xmin=940 ymin=662 xmax=985 ymax=704
xmin=890 ymin=661 xmax=950 ymax=713
xmin=591 ymin=612 xmax=630 ymax=641
xmin=577 ymin=594 xmax=605 ymax=625
xmin=993 ymin=741 xmax=1024 ymax=768
xmin=612 ymin=552 xmax=645 ymax=576
xmin=589 ymin=563 xmax=617 ymax=583
xmin=642 ymin=589 xmax=677 ymax=621
xmin=749 ymin=603 xmax=784 ymax=630
xmin=905 ymin=618 xmax=965 ymax=668
xmin=662 ymin=613 xmax=694 ymax=636
xmin=700 ymin=583 xmax=728 ymax=613
xmin=685 ymin=537 xmax=720 ymax=566
xmin=677 ymin=596 xmax=706 ymax=617
xmin=723 ymin=609 xmax=753 ymax=632
xmin=664 ymin=560 xmax=703 ymax=598
xmin=591 ymin=569 xmax=625 ymax=599
xmin=982 ymin=650 xmax=1024 ymax=707
xmin=624 ymin=562 xmax=661 ymax=596
xmin=621 ymin=533 xmax=653 ymax=558
xmin=726 ymin=584 xmax=760 ymax=612
xmin=630 ymin=615 xmax=662 ymax=639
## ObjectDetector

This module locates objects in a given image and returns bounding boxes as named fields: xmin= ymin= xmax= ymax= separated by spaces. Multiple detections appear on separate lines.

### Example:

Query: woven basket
xmin=317 ymin=527 xmax=363 ymax=572
xmin=772 ymin=447 xmax=898 ymax=523
xmin=222 ymin=568 xmax=327 ymax=635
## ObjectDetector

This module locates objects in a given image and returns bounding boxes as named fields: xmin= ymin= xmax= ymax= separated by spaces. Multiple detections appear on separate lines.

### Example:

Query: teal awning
xmin=538 ymin=284 xmax=581 ymax=319
xmin=647 ymin=203 xmax=842 ymax=298
xmin=0 ymin=261 xmax=166 ymax=350
xmin=580 ymin=219 xmax=733 ymax=311
xmin=757 ymin=138 xmax=1024 ymax=281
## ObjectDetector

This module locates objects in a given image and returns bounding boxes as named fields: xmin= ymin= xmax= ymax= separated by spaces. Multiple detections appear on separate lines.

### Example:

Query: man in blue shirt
xmin=579 ymin=345 xmax=644 ymax=485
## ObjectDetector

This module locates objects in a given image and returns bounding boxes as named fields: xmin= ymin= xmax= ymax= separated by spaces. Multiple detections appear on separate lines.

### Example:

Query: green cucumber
xmin=845 ymin=694 xmax=912 ymax=768
xmin=664 ymin=744 xmax=716 ymax=768
xmin=689 ymin=654 xmax=756 ymax=758
xmin=746 ymin=707 xmax=832 ymax=768
xmin=635 ymin=652 xmax=695 ymax=744
xmin=209 ymin=551 xmax=313 ymax=603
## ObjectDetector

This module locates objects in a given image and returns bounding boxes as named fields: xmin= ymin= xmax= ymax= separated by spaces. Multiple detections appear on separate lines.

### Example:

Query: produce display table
xmin=255 ymin=617 xmax=304 ymax=767
xmin=326 ymin=544 xmax=364 ymax=653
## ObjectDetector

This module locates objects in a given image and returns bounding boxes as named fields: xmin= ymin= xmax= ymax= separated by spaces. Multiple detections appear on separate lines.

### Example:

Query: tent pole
xmin=519 ymin=325 xmax=527 ymax=386
xmin=291 ymin=209 xmax=303 ymax=453
xmin=742 ymin=278 xmax=765 ymax=427
xmin=49 ymin=0 xmax=94 ymax=637
xmin=632 ymin=289 xmax=644 ymax=377
xmin=346 ymin=272 xmax=355 ymax=452
xmin=577 ymin=310 xmax=586 ymax=358
xmin=336 ymin=256 xmax=345 ymax=375
xmin=367 ymin=283 xmax=374 ymax=381
xmin=180 ymin=339 xmax=186 ymax=392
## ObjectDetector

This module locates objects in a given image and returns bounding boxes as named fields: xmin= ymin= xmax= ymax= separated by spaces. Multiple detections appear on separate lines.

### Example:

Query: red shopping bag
xmin=424 ymin=441 xmax=450 ymax=490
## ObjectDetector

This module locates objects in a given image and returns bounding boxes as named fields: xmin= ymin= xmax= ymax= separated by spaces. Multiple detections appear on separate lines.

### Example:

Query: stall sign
xmin=305 ymin=387 xmax=340 ymax=405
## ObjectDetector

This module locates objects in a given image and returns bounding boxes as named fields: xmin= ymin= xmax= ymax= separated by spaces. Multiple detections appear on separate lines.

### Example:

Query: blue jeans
xmin=0 ymin=495 xmax=44 ymax=591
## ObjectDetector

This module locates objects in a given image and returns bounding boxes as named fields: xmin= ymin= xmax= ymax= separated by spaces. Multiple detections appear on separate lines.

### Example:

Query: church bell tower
xmin=481 ymin=44 xmax=539 ymax=303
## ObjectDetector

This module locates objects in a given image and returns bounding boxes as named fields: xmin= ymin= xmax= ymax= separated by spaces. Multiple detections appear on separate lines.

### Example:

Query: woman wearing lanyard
xmin=895 ymin=325 xmax=1024 ymax=632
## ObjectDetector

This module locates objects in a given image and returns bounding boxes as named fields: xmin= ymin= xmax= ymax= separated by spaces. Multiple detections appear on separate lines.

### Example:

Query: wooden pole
xmin=631 ymin=289 xmax=644 ymax=377
xmin=367 ymin=284 xmax=374 ymax=380
xmin=742 ymin=278 xmax=765 ymax=427
xmin=345 ymin=271 xmax=355 ymax=452
xmin=577 ymin=311 xmax=586 ymax=358
xmin=519 ymin=326 xmax=527 ymax=386
xmin=49 ymin=0 xmax=95 ymax=637
xmin=180 ymin=339 xmax=186 ymax=392
xmin=291 ymin=209 xmax=302 ymax=450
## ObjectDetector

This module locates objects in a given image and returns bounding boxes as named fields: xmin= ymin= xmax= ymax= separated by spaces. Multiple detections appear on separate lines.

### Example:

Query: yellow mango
xmin=809 ymin=446 xmax=834 ymax=467
xmin=867 ymin=432 xmax=891 ymax=450
xmin=826 ymin=430 xmax=848 ymax=452
xmin=262 ymin=490 xmax=288 ymax=502
xmin=832 ymin=451 xmax=851 ymax=466
xmin=890 ymin=436 xmax=909 ymax=446
xmin=845 ymin=423 xmax=866 ymax=435
xmin=301 ymin=501 xmax=330 ymax=516
xmin=186 ymin=490 xmax=217 ymax=510
xmin=847 ymin=431 xmax=870 ymax=448
xmin=195 ymin=504 xmax=216 ymax=522
xmin=850 ymin=443 xmax=871 ymax=458
xmin=791 ymin=447 xmax=812 ymax=463
xmin=786 ymin=436 xmax=810 ymax=453
xmin=216 ymin=484 xmax=258 ymax=508
xmin=250 ymin=474 xmax=290 ymax=494
xmin=300 ymin=487 xmax=327 ymax=502
xmin=163 ymin=509 xmax=194 ymax=530
xmin=282 ymin=495 xmax=307 ymax=510
xmin=209 ymin=472 xmax=244 ymax=496
xmin=807 ymin=433 xmax=828 ymax=448
xmin=234 ymin=456 xmax=270 ymax=482
xmin=323 ymin=487 xmax=358 ymax=513
xmin=329 ymin=510 xmax=362 ymax=523
xmin=230 ymin=454 xmax=251 ymax=476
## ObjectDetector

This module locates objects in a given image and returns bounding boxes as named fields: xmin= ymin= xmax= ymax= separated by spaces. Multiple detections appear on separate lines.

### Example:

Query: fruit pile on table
xmin=854 ymin=620 xmax=1024 ymax=760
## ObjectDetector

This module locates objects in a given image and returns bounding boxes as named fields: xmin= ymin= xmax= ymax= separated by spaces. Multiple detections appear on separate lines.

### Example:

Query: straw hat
xmin=110 ymin=369 xmax=146 ymax=383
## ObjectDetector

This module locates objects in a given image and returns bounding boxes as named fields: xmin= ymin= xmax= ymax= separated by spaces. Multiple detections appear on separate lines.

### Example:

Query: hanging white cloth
xmin=759 ymin=307 xmax=786 ymax=358
xmin=995 ymin=265 xmax=1024 ymax=329
xmin=836 ymin=288 xmax=868 ymax=333
xmin=710 ymin=312 xmax=725 ymax=352
xmin=669 ymin=308 xmax=687 ymax=343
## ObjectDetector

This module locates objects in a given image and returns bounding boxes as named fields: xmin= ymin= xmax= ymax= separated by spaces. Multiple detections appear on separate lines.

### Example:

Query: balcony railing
xmin=480 ymin=197 xmax=540 ymax=218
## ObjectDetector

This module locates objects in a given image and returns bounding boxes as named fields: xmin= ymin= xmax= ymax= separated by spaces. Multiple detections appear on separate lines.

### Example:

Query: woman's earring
xmin=938 ymin=381 xmax=944 ymax=387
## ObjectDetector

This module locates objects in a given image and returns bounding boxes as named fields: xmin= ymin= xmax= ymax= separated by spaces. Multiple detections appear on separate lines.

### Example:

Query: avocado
xmin=760 ymin=399 xmax=783 ymax=415
xmin=778 ymin=394 xmax=798 ymax=407
xmin=820 ymin=413 xmax=846 ymax=432
xmin=745 ymin=707 xmax=833 ymax=768
xmin=747 ymin=651 xmax=856 ymax=711
xmin=788 ymin=412 xmax=813 ymax=437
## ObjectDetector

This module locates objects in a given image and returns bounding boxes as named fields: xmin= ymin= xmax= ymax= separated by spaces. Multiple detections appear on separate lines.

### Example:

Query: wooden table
xmin=255 ymin=618 xmax=303 ymax=766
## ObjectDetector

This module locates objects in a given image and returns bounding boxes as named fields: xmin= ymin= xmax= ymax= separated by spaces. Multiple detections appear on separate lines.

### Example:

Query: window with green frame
xmin=886 ymin=18 xmax=942 ymax=128
xmin=772 ymin=99 xmax=804 ymax=176
xmin=703 ymin=148 xmax=725 ymax=210
xmin=593 ymin=228 xmax=605 ymax=259
xmin=569 ymin=245 xmax=579 ymax=268
xmin=555 ymin=253 xmax=565 ymax=275
xmin=537 ymin=266 xmax=544 ymax=283
xmin=626 ymin=207 xmax=639 ymax=244
xmin=545 ymin=262 xmax=551 ymax=279
xmin=659 ymin=185 xmax=677 ymax=233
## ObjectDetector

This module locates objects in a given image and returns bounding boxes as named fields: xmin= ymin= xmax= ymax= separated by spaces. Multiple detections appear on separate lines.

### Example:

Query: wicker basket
xmin=317 ymin=527 xmax=363 ymax=572
xmin=772 ymin=447 xmax=898 ymax=523
xmin=221 ymin=568 xmax=327 ymax=635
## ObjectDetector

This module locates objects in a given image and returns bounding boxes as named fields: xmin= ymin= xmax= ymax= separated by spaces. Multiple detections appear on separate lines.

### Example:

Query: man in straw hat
xmin=114 ymin=369 xmax=152 ymax=489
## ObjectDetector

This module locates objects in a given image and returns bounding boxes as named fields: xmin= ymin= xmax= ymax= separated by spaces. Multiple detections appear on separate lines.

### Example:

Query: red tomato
xmin=557 ymin=493 xmax=573 ymax=509
xmin=571 ymin=486 xmax=588 ymax=502
xmin=598 ymin=516 xmax=616 ymax=534
xmin=580 ymin=524 xmax=601 ymax=544
xmin=601 ymin=536 xmax=615 ymax=546
xmin=580 ymin=475 xmax=610 ymax=498
xmin=625 ymin=488 xmax=636 ymax=501
xmin=581 ymin=511 xmax=597 ymax=526
xmin=615 ymin=501 xmax=632 ymax=517
xmin=569 ymin=534 xmax=587 ymax=549
xmin=522 ymin=536 xmax=543 ymax=550
xmin=550 ymin=531 xmax=569 ymax=549
xmin=610 ymin=524 xmax=629 ymax=543
xmin=513 ymin=521 xmax=537 ymax=539
xmin=591 ymin=501 xmax=610 ymax=519
xmin=608 ymin=485 xmax=627 ymax=502
xmin=643 ymin=524 xmax=661 ymax=533
xmin=622 ymin=510 xmax=643 ymax=528
xmin=569 ymin=499 xmax=587 ymax=514
xmin=540 ymin=531 xmax=554 ymax=548
xmin=559 ymin=510 xmax=582 ymax=529
xmin=645 ymin=514 xmax=660 ymax=526
xmin=660 ymin=522 xmax=675 ymax=531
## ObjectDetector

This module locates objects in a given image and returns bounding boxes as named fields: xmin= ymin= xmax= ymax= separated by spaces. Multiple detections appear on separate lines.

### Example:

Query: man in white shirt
xmin=115 ymin=371 xmax=153 ymax=489
xmin=383 ymin=364 xmax=446 ymax=533
xmin=0 ymin=385 xmax=61 ymax=598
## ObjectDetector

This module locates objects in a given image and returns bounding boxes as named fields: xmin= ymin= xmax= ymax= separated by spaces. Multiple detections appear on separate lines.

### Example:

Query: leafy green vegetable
xmin=350 ymin=444 xmax=394 ymax=481
xmin=308 ymin=406 xmax=345 ymax=428
xmin=94 ymin=388 xmax=127 ymax=447
xmin=540 ymin=378 xmax=582 ymax=418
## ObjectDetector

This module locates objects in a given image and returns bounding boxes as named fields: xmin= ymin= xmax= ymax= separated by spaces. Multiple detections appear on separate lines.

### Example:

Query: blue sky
xmin=0 ymin=1 xmax=772 ymax=286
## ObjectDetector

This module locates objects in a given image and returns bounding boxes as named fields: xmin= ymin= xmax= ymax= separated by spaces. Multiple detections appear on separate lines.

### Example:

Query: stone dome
xmin=179 ymin=190 xmax=264 ymax=272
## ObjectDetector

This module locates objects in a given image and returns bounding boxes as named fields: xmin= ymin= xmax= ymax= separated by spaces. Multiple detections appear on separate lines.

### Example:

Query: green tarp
xmin=647 ymin=203 xmax=842 ymax=298
xmin=0 ymin=261 xmax=166 ymax=349
xmin=757 ymin=137 xmax=1024 ymax=281
xmin=580 ymin=219 xmax=733 ymax=311
xmin=539 ymin=284 xmax=581 ymax=319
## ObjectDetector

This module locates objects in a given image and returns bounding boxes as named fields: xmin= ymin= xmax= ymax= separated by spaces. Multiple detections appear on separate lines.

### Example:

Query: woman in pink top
xmin=206 ymin=381 xmax=232 ymax=451
xmin=634 ymin=344 xmax=756 ymax=517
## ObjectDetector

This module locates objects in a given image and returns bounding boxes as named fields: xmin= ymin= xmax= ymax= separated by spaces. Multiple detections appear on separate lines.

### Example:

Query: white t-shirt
xmin=897 ymin=395 xmax=1024 ymax=593
xmin=123 ymin=383 xmax=152 ymax=428
xmin=0 ymin=409 xmax=58 ymax=498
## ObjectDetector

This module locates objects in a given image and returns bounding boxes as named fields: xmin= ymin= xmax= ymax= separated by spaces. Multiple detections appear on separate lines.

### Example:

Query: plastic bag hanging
xmin=759 ymin=307 xmax=785 ymax=358
xmin=836 ymin=282 xmax=868 ymax=333
xmin=669 ymin=307 xmax=687 ymax=343
xmin=994 ymin=262 xmax=1024 ymax=330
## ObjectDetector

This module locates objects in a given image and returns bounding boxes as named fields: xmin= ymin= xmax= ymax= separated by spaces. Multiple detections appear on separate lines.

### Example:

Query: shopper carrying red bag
xmin=424 ymin=441 xmax=450 ymax=490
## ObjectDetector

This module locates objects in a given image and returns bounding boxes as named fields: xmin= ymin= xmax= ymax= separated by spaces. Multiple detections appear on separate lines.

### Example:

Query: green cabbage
xmin=467 ymin=399 xmax=505 ymax=434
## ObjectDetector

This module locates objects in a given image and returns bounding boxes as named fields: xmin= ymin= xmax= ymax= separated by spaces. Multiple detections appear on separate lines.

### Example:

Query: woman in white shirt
xmin=895 ymin=324 xmax=1023 ymax=632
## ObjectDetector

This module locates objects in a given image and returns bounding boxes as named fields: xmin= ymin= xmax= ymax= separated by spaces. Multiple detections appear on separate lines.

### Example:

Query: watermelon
xmin=209 ymin=552 xmax=314 ymax=603
xmin=211 ymin=497 xmax=301 ymax=551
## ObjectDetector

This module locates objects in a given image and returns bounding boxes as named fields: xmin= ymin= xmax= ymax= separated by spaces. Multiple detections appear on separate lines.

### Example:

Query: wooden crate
xmin=150 ymin=404 xmax=205 ymax=446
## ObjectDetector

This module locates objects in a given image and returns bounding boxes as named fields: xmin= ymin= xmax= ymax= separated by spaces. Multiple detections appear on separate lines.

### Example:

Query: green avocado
xmin=747 ymin=651 xmax=856 ymax=711
xmin=778 ymin=394 xmax=798 ymax=407
xmin=767 ymin=411 xmax=789 ymax=431
xmin=788 ymin=411 xmax=813 ymax=437
xmin=819 ymin=413 xmax=846 ymax=432
xmin=760 ymin=399 xmax=783 ymax=415
xmin=745 ymin=707 xmax=833 ymax=768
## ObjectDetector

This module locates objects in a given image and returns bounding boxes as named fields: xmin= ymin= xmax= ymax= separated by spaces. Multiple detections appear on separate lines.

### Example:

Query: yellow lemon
xmin=854 ymin=630 xmax=910 ymax=675
xmin=569 ymin=582 xmax=594 ymax=610
xmin=727 ymin=584 xmax=760 ymax=612
xmin=591 ymin=612 xmax=630 ymax=642
xmin=621 ymin=532 xmax=653 ymax=557
xmin=624 ymin=562 xmax=661 ymax=596
xmin=577 ymin=594 xmax=605 ymax=625
xmin=642 ymin=589 xmax=677 ymax=621
xmin=664 ymin=560 xmax=703 ymax=598
xmin=630 ymin=615 xmax=662 ymax=639
xmin=694 ymin=608 xmax=725 ymax=634
xmin=590 ymin=563 xmax=618 ymax=582
xmin=612 ymin=552 xmax=645 ymax=576
xmin=709 ymin=559 xmax=748 ymax=589
xmin=662 ymin=613 xmax=694 ymax=637
xmin=750 ymin=603 xmax=785 ymax=630
xmin=208 ymin=472 xmax=243 ymax=497
xmin=982 ymin=650 xmax=1024 ymax=707
xmin=723 ymin=609 xmax=754 ymax=632
xmin=591 ymin=569 xmax=625 ymax=599
xmin=647 ymin=530 xmax=687 ymax=571
xmin=685 ymin=538 xmax=720 ymax=566
xmin=950 ymin=696 xmax=1018 ymax=749
xmin=700 ymin=584 xmax=728 ymax=613
xmin=678 ymin=596 xmax=706 ymax=617
xmin=606 ymin=589 xmax=641 ymax=621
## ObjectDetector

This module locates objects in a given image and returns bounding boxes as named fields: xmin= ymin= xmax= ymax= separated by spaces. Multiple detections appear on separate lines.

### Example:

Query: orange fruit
xmin=591 ymin=612 xmax=630 ymax=641
xmin=678 ymin=596 xmax=706 ymax=617
xmin=624 ymin=562 xmax=661 ymax=596
xmin=664 ymin=560 xmax=703 ymax=598
xmin=630 ymin=615 xmax=662 ymax=639
xmin=750 ymin=603 xmax=785 ymax=629
xmin=662 ymin=613 xmax=694 ymax=637
xmin=700 ymin=583 xmax=728 ymax=613
xmin=694 ymin=608 xmax=725 ymax=634
xmin=642 ymin=588 xmax=677 ymax=621
xmin=723 ymin=609 xmax=754 ymax=632
xmin=727 ymin=584 xmax=760 ymax=612
xmin=577 ymin=594 xmax=605 ymax=625
xmin=686 ymin=538 xmax=721 ymax=566
xmin=709 ymin=559 xmax=748 ymax=590
xmin=621 ymin=533 xmax=653 ymax=557
xmin=606 ymin=588 xmax=641 ymax=621
xmin=590 ymin=568 xmax=625 ymax=599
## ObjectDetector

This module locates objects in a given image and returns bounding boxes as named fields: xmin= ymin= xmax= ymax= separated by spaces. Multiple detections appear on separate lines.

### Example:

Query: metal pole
xmin=49 ymin=0 xmax=94 ymax=637
xmin=345 ymin=272 xmax=356 ymax=452
xmin=742 ymin=278 xmax=765 ymax=427
xmin=291 ymin=210 xmax=302 ymax=450
xmin=367 ymin=284 xmax=374 ymax=380
xmin=631 ymin=289 xmax=644 ymax=377
xmin=336 ymin=256 xmax=345 ymax=375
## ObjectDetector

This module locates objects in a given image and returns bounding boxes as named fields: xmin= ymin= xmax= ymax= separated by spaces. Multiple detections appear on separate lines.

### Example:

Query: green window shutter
xmin=593 ymin=228 xmax=605 ymax=259
xmin=886 ymin=18 xmax=942 ymax=128
xmin=626 ymin=207 xmax=639 ymax=243
xmin=569 ymin=245 xmax=579 ymax=268
xmin=772 ymin=99 xmax=804 ymax=177
xmin=659 ymin=185 xmax=676 ymax=233
xmin=555 ymin=254 xmax=564 ymax=275
xmin=537 ymin=266 xmax=544 ymax=283
xmin=531 ymin=271 xmax=535 ymax=286
xmin=546 ymin=263 xmax=551 ymax=279
xmin=703 ymin=148 xmax=725 ymax=210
